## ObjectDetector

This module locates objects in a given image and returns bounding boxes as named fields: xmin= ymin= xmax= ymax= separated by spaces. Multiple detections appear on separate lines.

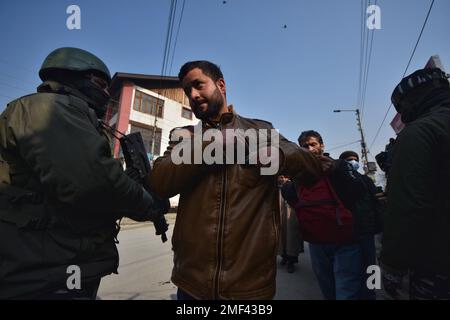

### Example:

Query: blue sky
xmin=0 ymin=0 xmax=449 ymax=159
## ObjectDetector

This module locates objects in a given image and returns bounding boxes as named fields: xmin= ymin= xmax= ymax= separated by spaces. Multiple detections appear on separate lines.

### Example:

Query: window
xmin=181 ymin=107 xmax=193 ymax=120
xmin=133 ymin=90 xmax=164 ymax=118
xmin=130 ymin=125 xmax=162 ymax=157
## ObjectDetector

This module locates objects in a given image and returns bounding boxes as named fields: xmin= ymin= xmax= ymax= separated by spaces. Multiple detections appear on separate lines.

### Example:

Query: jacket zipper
xmin=213 ymin=165 xmax=227 ymax=299
xmin=213 ymin=121 xmax=227 ymax=299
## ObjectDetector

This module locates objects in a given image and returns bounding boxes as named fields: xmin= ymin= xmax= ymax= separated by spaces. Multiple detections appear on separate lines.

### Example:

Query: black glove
xmin=150 ymin=193 xmax=171 ymax=218
xmin=147 ymin=192 xmax=170 ymax=242
xmin=125 ymin=189 xmax=170 ymax=242
xmin=126 ymin=189 xmax=169 ymax=222
xmin=154 ymin=214 xmax=169 ymax=242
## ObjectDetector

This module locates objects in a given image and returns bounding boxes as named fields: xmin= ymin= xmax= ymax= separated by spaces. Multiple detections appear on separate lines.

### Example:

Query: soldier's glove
xmin=127 ymin=189 xmax=169 ymax=222
xmin=153 ymin=214 xmax=169 ymax=242
xmin=125 ymin=189 xmax=170 ymax=242
xmin=150 ymin=192 xmax=171 ymax=218
xmin=146 ymin=192 xmax=170 ymax=242
xmin=381 ymin=263 xmax=406 ymax=300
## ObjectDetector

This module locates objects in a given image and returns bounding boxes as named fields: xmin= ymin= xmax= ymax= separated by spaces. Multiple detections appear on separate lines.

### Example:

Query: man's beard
xmin=192 ymin=87 xmax=224 ymax=121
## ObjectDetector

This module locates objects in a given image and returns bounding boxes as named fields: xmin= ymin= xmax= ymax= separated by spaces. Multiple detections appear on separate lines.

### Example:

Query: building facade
xmin=105 ymin=73 xmax=197 ymax=207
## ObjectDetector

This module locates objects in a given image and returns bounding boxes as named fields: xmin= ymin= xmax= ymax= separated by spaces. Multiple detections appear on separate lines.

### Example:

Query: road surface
xmin=97 ymin=216 xmax=323 ymax=300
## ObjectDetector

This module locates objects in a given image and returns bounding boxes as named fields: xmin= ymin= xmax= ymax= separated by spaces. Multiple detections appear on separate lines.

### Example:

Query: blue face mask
xmin=348 ymin=160 xmax=360 ymax=171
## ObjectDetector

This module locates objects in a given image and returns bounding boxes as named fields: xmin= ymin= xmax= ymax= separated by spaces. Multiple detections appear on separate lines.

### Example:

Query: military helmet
xmin=39 ymin=47 xmax=111 ymax=83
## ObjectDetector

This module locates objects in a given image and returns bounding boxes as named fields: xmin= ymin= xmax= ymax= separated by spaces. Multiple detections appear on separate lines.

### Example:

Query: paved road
xmin=97 ymin=216 xmax=323 ymax=300
xmin=97 ymin=222 xmax=176 ymax=300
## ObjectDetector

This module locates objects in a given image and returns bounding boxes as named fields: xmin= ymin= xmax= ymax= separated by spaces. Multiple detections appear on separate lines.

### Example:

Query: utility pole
xmin=333 ymin=109 xmax=370 ymax=172
xmin=150 ymin=94 xmax=163 ymax=165
xmin=150 ymin=103 xmax=158 ymax=163
xmin=355 ymin=109 xmax=369 ymax=171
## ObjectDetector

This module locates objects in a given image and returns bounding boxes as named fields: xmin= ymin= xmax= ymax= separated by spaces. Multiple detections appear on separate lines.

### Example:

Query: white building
xmin=105 ymin=73 xmax=198 ymax=208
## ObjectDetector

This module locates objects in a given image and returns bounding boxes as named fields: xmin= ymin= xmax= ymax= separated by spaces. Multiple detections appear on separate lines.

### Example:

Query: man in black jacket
xmin=381 ymin=68 xmax=450 ymax=300
xmin=339 ymin=150 xmax=381 ymax=300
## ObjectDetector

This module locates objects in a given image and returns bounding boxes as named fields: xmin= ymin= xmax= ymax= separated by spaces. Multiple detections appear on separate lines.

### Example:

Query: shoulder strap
xmin=323 ymin=177 xmax=344 ymax=205
xmin=294 ymin=177 xmax=338 ymax=209
xmin=323 ymin=177 xmax=351 ymax=226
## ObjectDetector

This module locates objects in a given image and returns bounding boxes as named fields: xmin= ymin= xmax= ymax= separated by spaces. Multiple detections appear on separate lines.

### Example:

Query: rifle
xmin=119 ymin=132 xmax=169 ymax=242
xmin=100 ymin=120 xmax=169 ymax=242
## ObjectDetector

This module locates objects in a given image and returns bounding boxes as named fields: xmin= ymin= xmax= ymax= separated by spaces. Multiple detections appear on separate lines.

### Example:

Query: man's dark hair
xmin=298 ymin=130 xmax=323 ymax=146
xmin=178 ymin=60 xmax=224 ymax=82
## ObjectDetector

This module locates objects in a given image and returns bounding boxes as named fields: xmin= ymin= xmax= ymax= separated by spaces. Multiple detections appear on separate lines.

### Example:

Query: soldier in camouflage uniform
xmin=0 ymin=47 xmax=168 ymax=299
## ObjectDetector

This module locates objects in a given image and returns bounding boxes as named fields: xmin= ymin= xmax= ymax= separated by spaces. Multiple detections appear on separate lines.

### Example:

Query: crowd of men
xmin=0 ymin=47 xmax=449 ymax=300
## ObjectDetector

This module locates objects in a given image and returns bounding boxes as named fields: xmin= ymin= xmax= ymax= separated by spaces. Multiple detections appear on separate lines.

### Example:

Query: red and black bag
xmin=290 ymin=177 xmax=353 ymax=244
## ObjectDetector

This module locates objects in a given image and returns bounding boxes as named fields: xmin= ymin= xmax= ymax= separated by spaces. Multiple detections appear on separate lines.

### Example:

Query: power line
xmin=169 ymin=0 xmax=186 ymax=75
xmin=361 ymin=0 xmax=370 ymax=111
xmin=161 ymin=0 xmax=178 ymax=77
xmin=360 ymin=0 xmax=377 ymax=121
xmin=356 ymin=0 xmax=367 ymax=113
xmin=401 ymin=0 xmax=436 ymax=79
xmin=152 ymin=0 xmax=185 ymax=159
xmin=327 ymin=140 xmax=361 ymax=152
xmin=369 ymin=0 xmax=435 ymax=151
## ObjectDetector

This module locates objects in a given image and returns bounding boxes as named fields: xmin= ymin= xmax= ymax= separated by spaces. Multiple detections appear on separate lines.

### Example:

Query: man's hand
xmin=278 ymin=175 xmax=290 ymax=187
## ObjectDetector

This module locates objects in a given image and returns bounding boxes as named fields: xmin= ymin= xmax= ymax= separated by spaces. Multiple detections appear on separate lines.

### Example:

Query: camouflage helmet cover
xmin=39 ymin=47 xmax=111 ymax=83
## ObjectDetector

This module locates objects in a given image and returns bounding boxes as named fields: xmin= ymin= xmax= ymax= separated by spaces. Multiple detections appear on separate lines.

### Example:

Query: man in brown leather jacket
xmin=149 ymin=60 xmax=324 ymax=300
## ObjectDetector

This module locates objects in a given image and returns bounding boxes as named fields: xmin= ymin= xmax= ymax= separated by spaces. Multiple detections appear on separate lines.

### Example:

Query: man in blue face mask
xmin=339 ymin=150 xmax=382 ymax=300
xmin=340 ymin=151 xmax=360 ymax=171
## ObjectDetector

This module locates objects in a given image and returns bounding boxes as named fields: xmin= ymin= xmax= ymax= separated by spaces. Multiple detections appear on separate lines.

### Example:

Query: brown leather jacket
xmin=149 ymin=106 xmax=322 ymax=299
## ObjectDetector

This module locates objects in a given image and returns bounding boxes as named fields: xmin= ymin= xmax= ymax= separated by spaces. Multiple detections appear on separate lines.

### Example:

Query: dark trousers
xmin=177 ymin=288 xmax=196 ymax=300
xmin=357 ymin=234 xmax=377 ymax=300
xmin=37 ymin=278 xmax=101 ymax=300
